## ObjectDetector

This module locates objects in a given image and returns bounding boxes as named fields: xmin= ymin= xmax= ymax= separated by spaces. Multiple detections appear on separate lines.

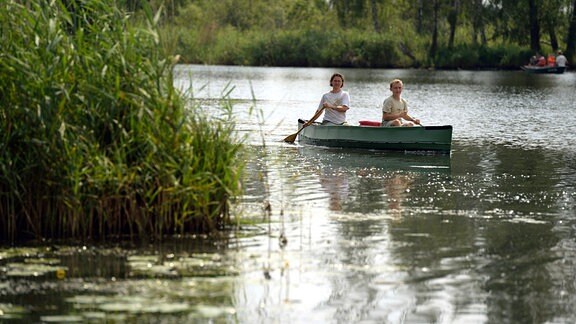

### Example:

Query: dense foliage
xmin=0 ymin=0 xmax=244 ymax=242
xmin=140 ymin=0 xmax=576 ymax=68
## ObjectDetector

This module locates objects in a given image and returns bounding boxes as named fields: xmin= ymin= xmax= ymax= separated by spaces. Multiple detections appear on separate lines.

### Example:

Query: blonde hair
xmin=389 ymin=79 xmax=403 ymax=89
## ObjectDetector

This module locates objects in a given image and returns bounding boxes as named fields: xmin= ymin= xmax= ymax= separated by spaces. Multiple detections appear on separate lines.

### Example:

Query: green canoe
xmin=297 ymin=120 xmax=453 ymax=153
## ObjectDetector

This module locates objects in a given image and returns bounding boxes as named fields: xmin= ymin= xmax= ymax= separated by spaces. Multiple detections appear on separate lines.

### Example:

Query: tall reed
xmin=0 ymin=0 xmax=244 ymax=242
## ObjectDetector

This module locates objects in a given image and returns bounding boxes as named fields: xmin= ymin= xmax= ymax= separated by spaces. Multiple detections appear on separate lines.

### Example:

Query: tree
xmin=416 ymin=0 xmax=425 ymax=34
xmin=529 ymin=0 xmax=542 ymax=52
xmin=370 ymin=0 xmax=381 ymax=32
xmin=540 ymin=0 xmax=567 ymax=52
xmin=469 ymin=0 xmax=487 ymax=45
xmin=429 ymin=0 xmax=440 ymax=59
xmin=566 ymin=0 xmax=576 ymax=58
xmin=330 ymin=0 xmax=368 ymax=28
xmin=447 ymin=0 xmax=460 ymax=48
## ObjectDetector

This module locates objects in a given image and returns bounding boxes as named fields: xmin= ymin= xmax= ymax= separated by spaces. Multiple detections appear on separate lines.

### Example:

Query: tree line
xmin=120 ymin=0 xmax=576 ymax=68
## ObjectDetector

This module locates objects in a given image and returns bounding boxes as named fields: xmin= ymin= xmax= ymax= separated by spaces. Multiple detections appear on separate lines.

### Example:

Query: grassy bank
xmin=0 ymin=1 xmax=244 ymax=242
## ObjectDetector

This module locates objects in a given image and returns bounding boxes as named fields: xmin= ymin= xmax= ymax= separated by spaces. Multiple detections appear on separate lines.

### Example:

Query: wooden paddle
xmin=283 ymin=107 xmax=326 ymax=143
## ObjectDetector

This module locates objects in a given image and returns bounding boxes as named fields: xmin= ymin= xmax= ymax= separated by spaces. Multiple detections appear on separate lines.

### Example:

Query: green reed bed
xmin=0 ymin=1 xmax=243 ymax=242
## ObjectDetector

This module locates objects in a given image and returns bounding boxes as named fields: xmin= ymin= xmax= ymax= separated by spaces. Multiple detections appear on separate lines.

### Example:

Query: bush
xmin=245 ymin=29 xmax=324 ymax=66
xmin=230 ymin=29 xmax=407 ymax=68
xmin=433 ymin=43 xmax=531 ymax=69
xmin=338 ymin=31 xmax=404 ymax=68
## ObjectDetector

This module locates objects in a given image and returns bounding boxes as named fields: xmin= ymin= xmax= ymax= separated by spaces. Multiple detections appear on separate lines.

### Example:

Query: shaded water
xmin=2 ymin=66 xmax=576 ymax=323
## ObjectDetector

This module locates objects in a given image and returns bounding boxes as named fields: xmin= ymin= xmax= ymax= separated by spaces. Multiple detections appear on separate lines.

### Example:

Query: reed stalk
xmin=0 ymin=0 xmax=244 ymax=242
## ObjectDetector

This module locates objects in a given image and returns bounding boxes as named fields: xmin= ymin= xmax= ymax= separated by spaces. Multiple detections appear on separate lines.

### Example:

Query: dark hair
xmin=330 ymin=73 xmax=345 ymax=87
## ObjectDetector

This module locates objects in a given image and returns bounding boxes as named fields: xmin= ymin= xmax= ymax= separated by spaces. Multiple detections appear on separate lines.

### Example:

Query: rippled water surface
xmin=2 ymin=66 xmax=576 ymax=323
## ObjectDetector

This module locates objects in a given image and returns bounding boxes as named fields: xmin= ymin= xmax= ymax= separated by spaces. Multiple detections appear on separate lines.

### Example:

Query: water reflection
xmin=384 ymin=173 xmax=414 ymax=219
xmin=318 ymin=168 xmax=349 ymax=211
xmin=296 ymin=146 xmax=451 ymax=214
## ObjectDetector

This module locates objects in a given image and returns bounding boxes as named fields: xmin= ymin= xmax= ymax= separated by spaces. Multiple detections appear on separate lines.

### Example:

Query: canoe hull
xmin=297 ymin=122 xmax=453 ymax=152
xmin=521 ymin=65 xmax=566 ymax=74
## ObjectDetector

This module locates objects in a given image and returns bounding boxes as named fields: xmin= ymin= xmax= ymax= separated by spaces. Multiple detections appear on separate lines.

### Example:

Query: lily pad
xmin=98 ymin=297 xmax=189 ymax=314
xmin=0 ymin=247 xmax=40 ymax=260
xmin=0 ymin=303 xmax=28 ymax=320
xmin=40 ymin=315 xmax=84 ymax=322
xmin=5 ymin=262 xmax=68 ymax=278
xmin=192 ymin=305 xmax=236 ymax=317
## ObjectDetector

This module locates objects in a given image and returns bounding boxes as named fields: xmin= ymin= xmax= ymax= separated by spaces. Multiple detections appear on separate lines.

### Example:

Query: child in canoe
xmin=381 ymin=79 xmax=421 ymax=127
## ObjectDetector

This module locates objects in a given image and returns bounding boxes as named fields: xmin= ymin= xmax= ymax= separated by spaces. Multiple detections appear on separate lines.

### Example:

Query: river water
xmin=1 ymin=66 xmax=576 ymax=323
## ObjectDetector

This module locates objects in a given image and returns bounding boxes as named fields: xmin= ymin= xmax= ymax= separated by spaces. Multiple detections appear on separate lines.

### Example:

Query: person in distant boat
xmin=316 ymin=73 xmax=350 ymax=125
xmin=556 ymin=50 xmax=568 ymax=68
xmin=537 ymin=55 xmax=547 ymax=66
xmin=381 ymin=79 xmax=420 ymax=127
xmin=547 ymin=53 xmax=556 ymax=66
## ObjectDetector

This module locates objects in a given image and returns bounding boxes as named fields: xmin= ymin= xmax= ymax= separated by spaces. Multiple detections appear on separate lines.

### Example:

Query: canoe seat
xmin=359 ymin=120 xmax=381 ymax=127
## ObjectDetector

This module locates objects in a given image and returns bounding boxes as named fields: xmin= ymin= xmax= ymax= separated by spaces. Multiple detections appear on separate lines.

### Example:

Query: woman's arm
xmin=327 ymin=104 xmax=349 ymax=112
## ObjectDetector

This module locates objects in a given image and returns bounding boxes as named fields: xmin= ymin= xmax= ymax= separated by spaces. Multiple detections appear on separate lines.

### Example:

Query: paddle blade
xmin=283 ymin=133 xmax=297 ymax=143
xmin=283 ymin=107 xmax=325 ymax=144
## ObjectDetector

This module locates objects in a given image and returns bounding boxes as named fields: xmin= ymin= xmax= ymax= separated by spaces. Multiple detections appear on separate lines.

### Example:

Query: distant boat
xmin=521 ymin=65 xmax=566 ymax=74
xmin=296 ymin=120 xmax=453 ymax=153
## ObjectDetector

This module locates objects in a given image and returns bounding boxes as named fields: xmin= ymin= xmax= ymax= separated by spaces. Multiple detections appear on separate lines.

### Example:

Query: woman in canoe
xmin=316 ymin=73 xmax=350 ymax=125
xmin=381 ymin=79 xmax=421 ymax=127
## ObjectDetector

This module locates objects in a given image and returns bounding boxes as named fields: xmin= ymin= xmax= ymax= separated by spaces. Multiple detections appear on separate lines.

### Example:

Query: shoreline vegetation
xmin=0 ymin=1 xmax=244 ymax=243
xmin=154 ymin=0 xmax=575 ymax=70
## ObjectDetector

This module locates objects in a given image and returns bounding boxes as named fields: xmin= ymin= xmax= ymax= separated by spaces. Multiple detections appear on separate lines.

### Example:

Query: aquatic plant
xmin=0 ymin=0 xmax=244 ymax=242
